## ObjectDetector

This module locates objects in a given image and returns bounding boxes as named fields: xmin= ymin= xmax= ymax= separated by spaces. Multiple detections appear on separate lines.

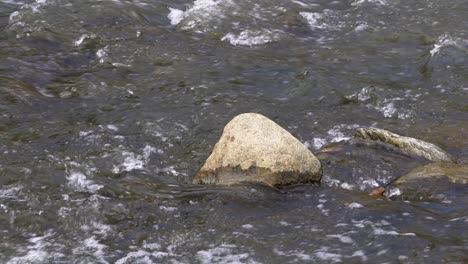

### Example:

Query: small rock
xmin=193 ymin=113 xmax=322 ymax=187
xmin=354 ymin=127 xmax=454 ymax=162
xmin=390 ymin=163 xmax=468 ymax=201
xmin=370 ymin=187 xmax=385 ymax=196
xmin=396 ymin=162 xmax=468 ymax=184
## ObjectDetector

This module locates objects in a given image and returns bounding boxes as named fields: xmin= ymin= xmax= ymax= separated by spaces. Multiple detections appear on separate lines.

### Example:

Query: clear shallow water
xmin=0 ymin=0 xmax=467 ymax=263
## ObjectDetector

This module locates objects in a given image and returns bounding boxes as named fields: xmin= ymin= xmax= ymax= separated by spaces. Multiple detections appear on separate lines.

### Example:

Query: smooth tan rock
xmin=193 ymin=113 xmax=322 ymax=187
xmin=354 ymin=127 xmax=454 ymax=162
xmin=395 ymin=162 xmax=468 ymax=184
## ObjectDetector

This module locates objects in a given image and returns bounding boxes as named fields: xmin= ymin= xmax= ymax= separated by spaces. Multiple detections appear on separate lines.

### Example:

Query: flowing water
xmin=1 ymin=0 xmax=467 ymax=263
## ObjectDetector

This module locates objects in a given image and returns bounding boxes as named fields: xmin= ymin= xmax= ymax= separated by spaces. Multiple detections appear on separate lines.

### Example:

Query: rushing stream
xmin=1 ymin=0 xmax=467 ymax=263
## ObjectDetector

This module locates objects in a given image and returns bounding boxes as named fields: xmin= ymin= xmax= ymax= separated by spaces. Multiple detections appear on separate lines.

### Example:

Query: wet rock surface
xmin=354 ymin=127 xmax=454 ymax=162
xmin=388 ymin=163 xmax=468 ymax=201
xmin=395 ymin=162 xmax=468 ymax=184
xmin=194 ymin=113 xmax=322 ymax=187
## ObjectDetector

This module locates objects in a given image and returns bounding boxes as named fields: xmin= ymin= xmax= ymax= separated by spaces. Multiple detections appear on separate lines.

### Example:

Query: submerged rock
xmin=354 ymin=127 xmax=454 ymax=162
xmin=193 ymin=113 xmax=322 ymax=187
xmin=395 ymin=162 xmax=468 ymax=184
xmin=389 ymin=163 xmax=468 ymax=201
xmin=315 ymin=141 xmax=427 ymax=192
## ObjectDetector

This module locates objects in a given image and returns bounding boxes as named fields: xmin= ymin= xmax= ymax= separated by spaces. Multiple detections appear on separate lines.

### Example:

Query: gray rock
xmin=193 ymin=113 xmax=322 ymax=187
xmin=395 ymin=162 xmax=468 ymax=184
xmin=389 ymin=163 xmax=468 ymax=201
xmin=354 ymin=127 xmax=454 ymax=162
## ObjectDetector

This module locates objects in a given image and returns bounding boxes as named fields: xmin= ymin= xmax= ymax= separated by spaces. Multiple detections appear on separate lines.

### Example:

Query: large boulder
xmin=193 ymin=113 xmax=322 ymax=187
xmin=388 ymin=163 xmax=468 ymax=201
xmin=354 ymin=127 xmax=454 ymax=162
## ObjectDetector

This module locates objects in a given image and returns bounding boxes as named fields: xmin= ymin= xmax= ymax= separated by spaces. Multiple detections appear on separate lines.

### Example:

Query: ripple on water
xmin=222 ymin=29 xmax=281 ymax=46
xmin=66 ymin=172 xmax=103 ymax=193
xmin=196 ymin=244 xmax=259 ymax=264
xmin=6 ymin=231 xmax=64 ymax=264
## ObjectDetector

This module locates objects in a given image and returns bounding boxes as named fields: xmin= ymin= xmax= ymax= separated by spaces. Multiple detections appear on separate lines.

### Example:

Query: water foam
xmin=72 ymin=236 xmax=108 ymax=263
xmin=327 ymin=234 xmax=354 ymax=244
xmin=112 ymin=146 xmax=156 ymax=173
xmin=196 ymin=244 xmax=259 ymax=264
xmin=167 ymin=0 xmax=236 ymax=32
xmin=310 ymin=124 xmax=359 ymax=150
xmin=0 ymin=185 xmax=23 ymax=199
xmin=7 ymin=232 xmax=62 ymax=264
xmin=348 ymin=202 xmax=364 ymax=209
xmin=429 ymin=34 xmax=462 ymax=57
xmin=66 ymin=172 xmax=103 ymax=193
xmin=351 ymin=0 xmax=387 ymax=7
xmin=222 ymin=30 xmax=280 ymax=46
xmin=346 ymin=87 xmax=413 ymax=119
xmin=300 ymin=12 xmax=328 ymax=30
xmin=168 ymin=8 xmax=185 ymax=25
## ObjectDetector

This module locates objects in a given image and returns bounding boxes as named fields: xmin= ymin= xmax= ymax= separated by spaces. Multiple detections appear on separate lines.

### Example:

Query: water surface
xmin=0 ymin=0 xmax=467 ymax=263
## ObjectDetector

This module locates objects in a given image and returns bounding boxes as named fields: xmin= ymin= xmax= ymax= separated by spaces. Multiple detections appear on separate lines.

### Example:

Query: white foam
xmin=72 ymin=236 xmax=108 ymax=263
xmin=387 ymin=187 xmax=401 ymax=198
xmin=351 ymin=0 xmax=387 ymax=6
xmin=373 ymin=228 xmax=416 ymax=236
xmin=1 ymin=0 xmax=26 ymax=5
xmin=7 ymin=232 xmax=55 ymax=264
xmin=143 ymin=145 xmax=156 ymax=163
xmin=143 ymin=243 xmax=161 ymax=250
xmin=159 ymin=205 xmax=178 ymax=212
xmin=113 ymin=153 xmax=144 ymax=172
xmin=79 ymin=130 xmax=93 ymax=137
xmin=327 ymin=234 xmax=354 ymax=244
xmin=340 ymin=182 xmax=354 ymax=190
xmin=300 ymin=12 xmax=328 ymax=29
xmin=311 ymin=124 xmax=359 ymax=150
xmin=162 ymin=166 xmax=180 ymax=176
xmin=196 ymin=244 xmax=258 ymax=264
xmin=106 ymin=125 xmax=118 ymax=131
xmin=115 ymin=247 xmax=173 ymax=264
xmin=377 ymin=249 xmax=388 ymax=255
xmin=115 ymin=250 xmax=152 ymax=264
xmin=74 ymin=34 xmax=96 ymax=46
xmin=67 ymin=172 xmax=103 ymax=193
xmin=168 ymin=0 xmax=236 ymax=32
xmin=96 ymin=46 xmax=109 ymax=64
xmin=347 ymin=87 xmax=412 ymax=119
xmin=81 ymin=220 xmax=112 ymax=237
xmin=8 ymin=249 xmax=47 ymax=263
xmin=242 ymin=224 xmax=254 ymax=229
xmin=0 ymin=185 xmax=22 ymax=198
xmin=449 ymin=216 xmax=468 ymax=222
xmin=314 ymin=251 xmax=342 ymax=262
xmin=295 ymin=253 xmax=312 ymax=260
xmin=7 ymin=0 xmax=56 ymax=38
xmin=112 ymin=146 xmax=155 ymax=173
xmin=168 ymin=8 xmax=185 ymax=25
xmin=381 ymin=101 xmax=396 ymax=117
xmin=312 ymin=138 xmax=326 ymax=149
xmin=430 ymin=34 xmax=459 ymax=56
xmin=354 ymin=23 xmax=369 ymax=32
xmin=222 ymin=30 xmax=280 ymax=46
xmin=352 ymin=250 xmax=368 ymax=261
xmin=348 ymin=202 xmax=364 ymax=209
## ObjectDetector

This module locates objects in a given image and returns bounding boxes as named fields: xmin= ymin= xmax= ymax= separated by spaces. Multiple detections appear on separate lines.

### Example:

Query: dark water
xmin=0 ymin=0 xmax=467 ymax=263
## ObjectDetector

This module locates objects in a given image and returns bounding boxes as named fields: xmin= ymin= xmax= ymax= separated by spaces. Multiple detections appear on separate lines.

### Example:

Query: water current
xmin=0 ymin=0 xmax=467 ymax=263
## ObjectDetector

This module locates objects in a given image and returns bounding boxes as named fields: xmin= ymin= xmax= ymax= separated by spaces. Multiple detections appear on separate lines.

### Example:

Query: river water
xmin=0 ymin=0 xmax=467 ymax=263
